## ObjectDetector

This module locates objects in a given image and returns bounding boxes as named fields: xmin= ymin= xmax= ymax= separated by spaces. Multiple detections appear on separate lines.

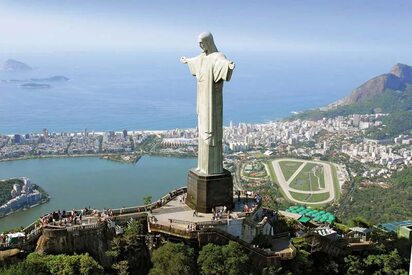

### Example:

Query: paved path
xmin=268 ymin=158 xmax=336 ymax=205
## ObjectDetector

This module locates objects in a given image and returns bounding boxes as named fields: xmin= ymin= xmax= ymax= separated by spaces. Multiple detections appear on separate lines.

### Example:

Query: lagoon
xmin=0 ymin=156 xmax=196 ymax=231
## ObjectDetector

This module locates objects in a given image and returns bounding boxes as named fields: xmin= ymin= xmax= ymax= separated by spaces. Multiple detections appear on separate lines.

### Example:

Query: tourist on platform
xmin=243 ymin=203 xmax=249 ymax=212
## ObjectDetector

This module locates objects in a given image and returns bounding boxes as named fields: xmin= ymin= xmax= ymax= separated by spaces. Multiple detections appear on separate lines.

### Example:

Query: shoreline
xmin=0 ymin=153 xmax=105 ymax=163
xmin=0 ymin=198 xmax=50 ymax=221
xmin=0 ymin=152 xmax=197 ymax=163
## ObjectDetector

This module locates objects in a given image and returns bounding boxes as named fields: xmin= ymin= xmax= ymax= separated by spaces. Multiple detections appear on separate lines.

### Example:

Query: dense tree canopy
xmin=197 ymin=241 xmax=250 ymax=275
xmin=107 ymin=219 xmax=152 ymax=275
xmin=341 ymin=167 xmax=412 ymax=224
xmin=344 ymin=249 xmax=408 ymax=275
xmin=149 ymin=242 xmax=196 ymax=275
xmin=0 ymin=252 xmax=103 ymax=275
xmin=0 ymin=179 xmax=20 ymax=205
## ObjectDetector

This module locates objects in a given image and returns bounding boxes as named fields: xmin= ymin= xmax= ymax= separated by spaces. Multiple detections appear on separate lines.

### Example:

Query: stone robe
xmin=186 ymin=52 xmax=234 ymax=175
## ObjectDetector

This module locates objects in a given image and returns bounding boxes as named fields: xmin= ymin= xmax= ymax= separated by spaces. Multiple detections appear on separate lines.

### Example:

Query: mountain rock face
xmin=342 ymin=63 xmax=412 ymax=105
xmin=2 ymin=59 xmax=32 ymax=71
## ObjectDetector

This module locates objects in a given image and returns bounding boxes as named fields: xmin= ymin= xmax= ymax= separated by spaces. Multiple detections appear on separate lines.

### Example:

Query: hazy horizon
xmin=1 ymin=1 xmax=412 ymax=55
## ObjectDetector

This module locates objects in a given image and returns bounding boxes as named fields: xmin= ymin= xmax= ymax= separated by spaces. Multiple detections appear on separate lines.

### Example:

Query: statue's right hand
xmin=180 ymin=56 xmax=188 ymax=64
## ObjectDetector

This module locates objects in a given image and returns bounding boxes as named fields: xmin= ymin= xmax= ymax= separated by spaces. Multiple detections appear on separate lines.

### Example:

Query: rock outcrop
xmin=390 ymin=63 xmax=412 ymax=84
xmin=0 ymin=248 xmax=23 ymax=266
xmin=35 ymin=224 xmax=114 ymax=268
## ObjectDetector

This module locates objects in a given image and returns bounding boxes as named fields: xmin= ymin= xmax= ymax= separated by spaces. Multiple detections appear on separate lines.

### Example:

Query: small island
xmin=1 ymin=59 xmax=32 ymax=71
xmin=1 ymin=75 xmax=70 ymax=84
xmin=0 ymin=177 xmax=49 ymax=218
xmin=20 ymin=83 xmax=51 ymax=89
xmin=100 ymin=153 xmax=142 ymax=164
xmin=31 ymin=75 xmax=69 ymax=82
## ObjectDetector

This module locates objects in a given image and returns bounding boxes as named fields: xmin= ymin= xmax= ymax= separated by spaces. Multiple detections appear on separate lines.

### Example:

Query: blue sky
xmin=0 ymin=0 xmax=411 ymax=55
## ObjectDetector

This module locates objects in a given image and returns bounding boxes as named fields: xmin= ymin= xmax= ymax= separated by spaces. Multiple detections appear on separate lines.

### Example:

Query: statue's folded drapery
xmin=184 ymin=34 xmax=234 ymax=175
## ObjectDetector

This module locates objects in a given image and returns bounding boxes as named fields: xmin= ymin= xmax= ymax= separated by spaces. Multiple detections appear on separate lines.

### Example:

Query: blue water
xmin=0 ymin=51 xmax=410 ymax=134
xmin=0 ymin=156 xmax=196 ymax=231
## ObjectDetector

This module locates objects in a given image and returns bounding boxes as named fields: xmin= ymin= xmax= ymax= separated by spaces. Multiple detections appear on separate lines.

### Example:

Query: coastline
xmin=0 ymin=198 xmax=49 ymax=221
xmin=0 ymin=152 xmax=197 ymax=163
xmin=0 ymin=153 xmax=135 ymax=163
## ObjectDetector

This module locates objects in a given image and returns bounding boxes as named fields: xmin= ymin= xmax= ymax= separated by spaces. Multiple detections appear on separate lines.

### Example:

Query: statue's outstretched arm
xmin=180 ymin=56 xmax=188 ymax=64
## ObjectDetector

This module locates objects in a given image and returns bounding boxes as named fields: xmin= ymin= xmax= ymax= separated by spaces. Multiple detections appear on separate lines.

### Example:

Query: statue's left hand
xmin=228 ymin=62 xmax=235 ymax=70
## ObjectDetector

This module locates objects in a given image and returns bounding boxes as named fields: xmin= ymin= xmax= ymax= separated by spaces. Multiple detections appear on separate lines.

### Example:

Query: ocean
xmin=0 ymin=51 xmax=405 ymax=134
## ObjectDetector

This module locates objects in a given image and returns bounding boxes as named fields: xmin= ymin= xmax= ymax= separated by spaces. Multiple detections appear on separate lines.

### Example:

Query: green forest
xmin=0 ymin=179 xmax=23 ymax=205
xmin=340 ymin=167 xmax=412 ymax=224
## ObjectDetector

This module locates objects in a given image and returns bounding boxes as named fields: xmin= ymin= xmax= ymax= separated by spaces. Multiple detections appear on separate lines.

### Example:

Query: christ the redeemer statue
xmin=180 ymin=32 xmax=235 ymax=175
xmin=181 ymin=32 xmax=235 ymax=213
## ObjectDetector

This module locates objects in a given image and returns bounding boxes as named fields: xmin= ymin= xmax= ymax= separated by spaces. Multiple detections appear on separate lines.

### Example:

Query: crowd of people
xmin=39 ymin=208 xmax=90 ymax=227
xmin=212 ymin=206 xmax=228 ymax=221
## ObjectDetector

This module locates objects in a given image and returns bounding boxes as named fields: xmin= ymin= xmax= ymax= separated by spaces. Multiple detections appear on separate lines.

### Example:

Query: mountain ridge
xmin=290 ymin=63 xmax=412 ymax=138
xmin=341 ymin=63 xmax=412 ymax=105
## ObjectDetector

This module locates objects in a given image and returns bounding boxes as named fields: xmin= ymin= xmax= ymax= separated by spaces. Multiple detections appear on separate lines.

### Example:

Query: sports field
xmin=268 ymin=158 xmax=338 ymax=205
xmin=289 ymin=163 xmax=325 ymax=191
xmin=278 ymin=160 xmax=303 ymax=181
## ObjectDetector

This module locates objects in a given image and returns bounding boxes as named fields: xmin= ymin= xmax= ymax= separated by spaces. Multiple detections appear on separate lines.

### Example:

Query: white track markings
xmin=269 ymin=159 xmax=336 ymax=204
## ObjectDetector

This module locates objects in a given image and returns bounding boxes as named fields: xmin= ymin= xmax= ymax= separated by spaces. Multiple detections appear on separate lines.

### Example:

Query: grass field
xmin=317 ymin=166 xmax=325 ymax=189
xmin=330 ymin=163 xmax=341 ymax=200
xmin=278 ymin=160 xmax=303 ymax=181
xmin=290 ymin=191 xmax=330 ymax=203
xmin=289 ymin=191 xmax=310 ymax=201
xmin=266 ymin=162 xmax=291 ymax=201
xmin=306 ymin=192 xmax=330 ymax=202
xmin=289 ymin=163 xmax=325 ymax=191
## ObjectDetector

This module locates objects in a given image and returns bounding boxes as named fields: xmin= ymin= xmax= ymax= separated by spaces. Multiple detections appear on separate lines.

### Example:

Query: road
xmin=268 ymin=158 xmax=336 ymax=205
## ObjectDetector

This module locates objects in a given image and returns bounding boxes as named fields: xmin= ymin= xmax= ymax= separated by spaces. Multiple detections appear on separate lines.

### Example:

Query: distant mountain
xmin=1 ymin=59 xmax=32 ymax=71
xmin=290 ymin=63 xmax=412 ymax=138
xmin=341 ymin=63 xmax=412 ymax=105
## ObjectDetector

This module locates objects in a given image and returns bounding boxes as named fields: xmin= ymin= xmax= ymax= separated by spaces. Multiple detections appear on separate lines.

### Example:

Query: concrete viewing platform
xmin=146 ymin=193 xmax=262 ymax=243
xmin=1 ymin=187 xmax=297 ymax=268
xmin=149 ymin=193 xmax=258 ymax=232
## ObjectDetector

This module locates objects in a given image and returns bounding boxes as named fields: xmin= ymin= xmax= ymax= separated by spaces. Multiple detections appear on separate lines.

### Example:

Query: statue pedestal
xmin=186 ymin=168 xmax=233 ymax=213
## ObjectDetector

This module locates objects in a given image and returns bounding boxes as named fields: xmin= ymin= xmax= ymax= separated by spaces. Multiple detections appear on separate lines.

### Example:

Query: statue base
xmin=186 ymin=168 xmax=234 ymax=213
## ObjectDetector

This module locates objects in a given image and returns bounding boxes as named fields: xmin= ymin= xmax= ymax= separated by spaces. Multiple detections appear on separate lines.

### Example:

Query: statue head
xmin=198 ymin=32 xmax=218 ymax=55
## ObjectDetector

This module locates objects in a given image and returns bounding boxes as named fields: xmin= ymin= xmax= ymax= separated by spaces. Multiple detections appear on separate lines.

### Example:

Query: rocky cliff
xmin=35 ymin=224 xmax=114 ymax=268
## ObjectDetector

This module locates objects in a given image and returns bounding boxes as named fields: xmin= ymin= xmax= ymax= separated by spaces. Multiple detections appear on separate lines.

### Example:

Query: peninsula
xmin=0 ymin=177 xmax=49 ymax=218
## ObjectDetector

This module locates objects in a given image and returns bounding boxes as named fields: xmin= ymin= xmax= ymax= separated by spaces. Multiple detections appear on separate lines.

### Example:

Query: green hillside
xmin=0 ymin=179 xmax=22 ymax=205
xmin=291 ymin=85 xmax=412 ymax=138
